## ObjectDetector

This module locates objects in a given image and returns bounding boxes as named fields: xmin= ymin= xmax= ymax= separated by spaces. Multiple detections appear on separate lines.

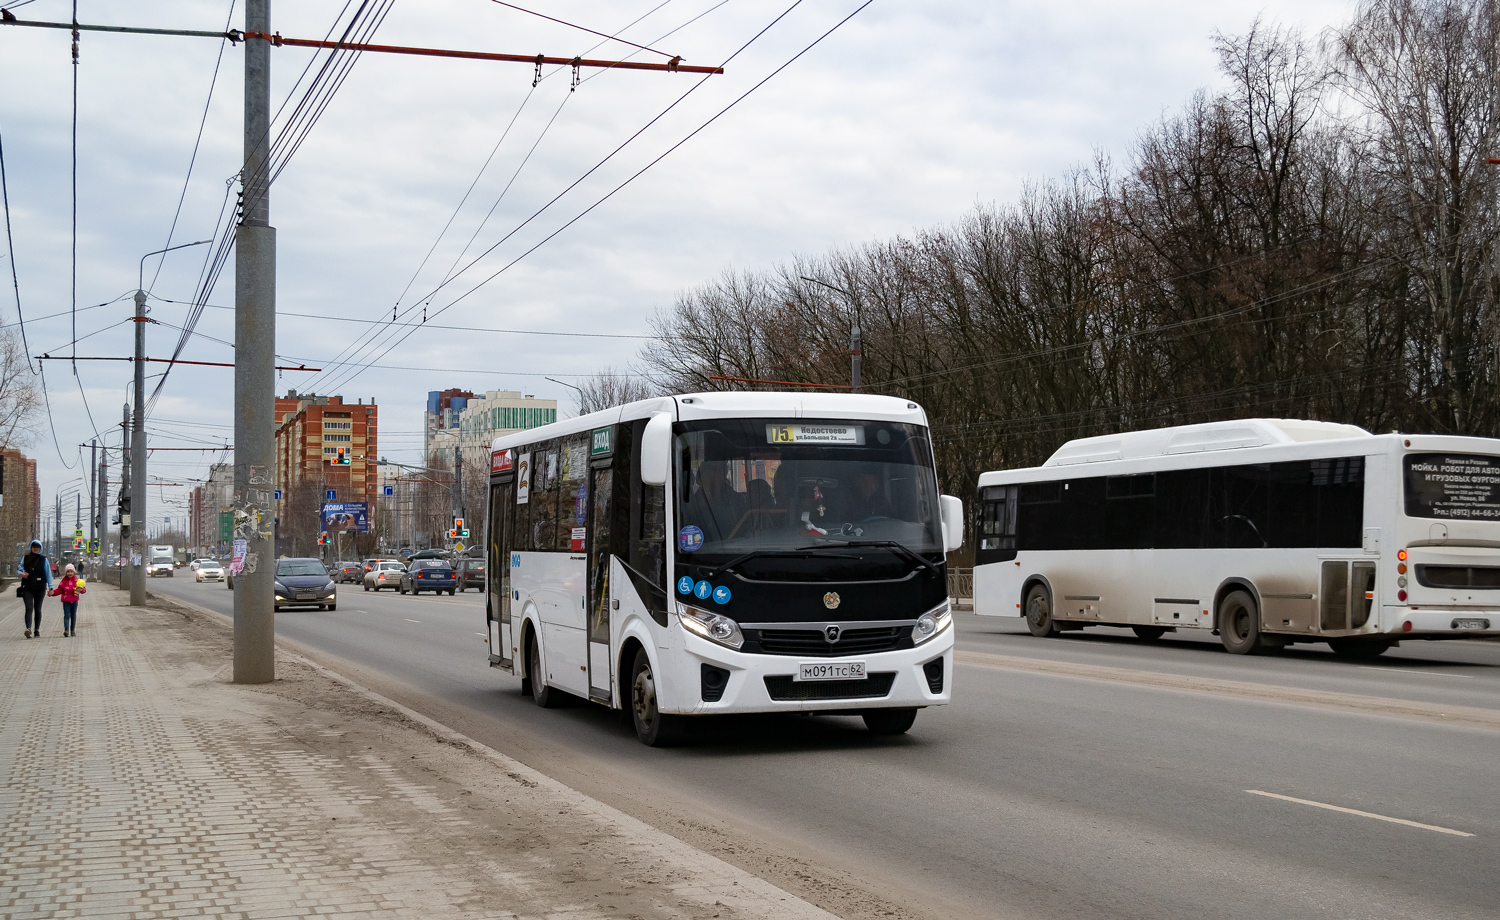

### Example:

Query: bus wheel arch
xmin=1022 ymin=578 xmax=1059 ymax=638
xmin=617 ymin=636 xmax=647 ymax=713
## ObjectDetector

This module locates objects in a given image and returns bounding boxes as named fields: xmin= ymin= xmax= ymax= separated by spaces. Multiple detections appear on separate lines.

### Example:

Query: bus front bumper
xmin=671 ymin=628 xmax=954 ymax=715
xmin=1382 ymin=605 xmax=1500 ymax=638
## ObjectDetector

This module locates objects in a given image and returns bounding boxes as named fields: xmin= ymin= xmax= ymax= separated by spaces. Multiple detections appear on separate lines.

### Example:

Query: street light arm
xmin=138 ymin=239 xmax=214 ymax=292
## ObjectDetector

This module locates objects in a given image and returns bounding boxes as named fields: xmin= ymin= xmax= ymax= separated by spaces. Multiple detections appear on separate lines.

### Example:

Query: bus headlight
xmin=912 ymin=602 xmax=952 ymax=646
xmin=678 ymin=605 xmax=744 ymax=650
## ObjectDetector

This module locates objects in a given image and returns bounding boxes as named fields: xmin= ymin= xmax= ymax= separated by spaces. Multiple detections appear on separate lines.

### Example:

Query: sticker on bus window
xmin=694 ymin=580 xmax=712 ymax=600
xmin=766 ymin=423 xmax=865 ymax=445
xmin=570 ymin=527 xmax=586 ymax=551
xmin=678 ymin=525 xmax=704 ymax=552
xmin=516 ymin=453 xmax=531 ymax=504
xmin=712 ymin=585 xmax=731 ymax=605
xmin=677 ymin=575 xmax=695 ymax=595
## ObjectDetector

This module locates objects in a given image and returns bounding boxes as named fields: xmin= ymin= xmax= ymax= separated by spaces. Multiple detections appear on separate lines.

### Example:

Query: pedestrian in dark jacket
xmin=50 ymin=563 xmax=86 ymax=637
xmin=20 ymin=539 xmax=53 ymax=638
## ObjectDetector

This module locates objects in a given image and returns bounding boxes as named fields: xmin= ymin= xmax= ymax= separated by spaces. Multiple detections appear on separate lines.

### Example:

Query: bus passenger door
xmin=488 ymin=480 xmax=515 ymax=669
xmin=586 ymin=465 xmax=614 ymax=703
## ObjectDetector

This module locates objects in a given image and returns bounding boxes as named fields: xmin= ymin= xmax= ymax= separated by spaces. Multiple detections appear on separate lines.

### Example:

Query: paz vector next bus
xmin=484 ymin=392 xmax=964 ymax=746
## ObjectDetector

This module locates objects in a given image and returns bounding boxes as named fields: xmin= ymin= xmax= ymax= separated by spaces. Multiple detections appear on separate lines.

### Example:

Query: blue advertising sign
xmin=320 ymin=501 xmax=369 ymax=533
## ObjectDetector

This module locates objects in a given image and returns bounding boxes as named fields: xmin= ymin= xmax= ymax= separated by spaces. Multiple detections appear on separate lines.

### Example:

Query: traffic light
xmin=318 ymin=531 xmax=329 ymax=545
xmin=453 ymin=517 xmax=469 ymax=538
xmin=335 ymin=447 xmax=350 ymax=465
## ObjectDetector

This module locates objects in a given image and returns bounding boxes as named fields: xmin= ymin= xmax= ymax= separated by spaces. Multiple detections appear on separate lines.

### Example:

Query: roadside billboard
xmin=320 ymin=501 xmax=369 ymax=533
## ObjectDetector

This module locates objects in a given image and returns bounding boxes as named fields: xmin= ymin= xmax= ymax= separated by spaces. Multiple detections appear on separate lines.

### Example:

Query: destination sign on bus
xmin=1404 ymin=453 xmax=1500 ymax=520
xmin=766 ymin=423 xmax=865 ymax=445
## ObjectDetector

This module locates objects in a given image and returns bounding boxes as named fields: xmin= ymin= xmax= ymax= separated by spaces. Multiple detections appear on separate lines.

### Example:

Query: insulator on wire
xmin=571 ymin=57 xmax=581 ymax=91
xmin=533 ymin=54 xmax=543 ymax=88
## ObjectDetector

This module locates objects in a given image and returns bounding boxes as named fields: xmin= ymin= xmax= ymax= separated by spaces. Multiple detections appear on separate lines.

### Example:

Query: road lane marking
xmin=404 ymin=619 xmax=422 ymax=624
xmin=474 ymin=632 xmax=486 ymax=637
xmin=1357 ymin=665 xmax=1474 ymax=679
xmin=1245 ymin=790 xmax=1474 ymax=837
xmin=955 ymin=649 xmax=1500 ymax=731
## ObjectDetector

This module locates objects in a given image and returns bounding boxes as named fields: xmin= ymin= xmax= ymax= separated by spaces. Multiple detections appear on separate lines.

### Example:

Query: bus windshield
xmin=673 ymin=418 xmax=943 ymax=575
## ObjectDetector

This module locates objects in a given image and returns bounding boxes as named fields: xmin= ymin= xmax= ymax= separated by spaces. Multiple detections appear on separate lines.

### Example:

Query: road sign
xmin=383 ymin=485 xmax=393 ymax=496
xmin=88 ymin=540 xmax=99 ymax=553
xmin=73 ymin=527 xmax=83 ymax=538
xmin=325 ymin=489 xmax=336 ymax=500
xmin=274 ymin=489 xmax=282 ymax=500
xmin=453 ymin=543 xmax=465 ymax=553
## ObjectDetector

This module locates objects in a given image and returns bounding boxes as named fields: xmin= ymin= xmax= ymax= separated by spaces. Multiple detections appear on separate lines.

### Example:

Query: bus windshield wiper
xmin=705 ymin=547 xmax=856 ymax=581
xmin=828 ymin=540 xmax=940 ymax=576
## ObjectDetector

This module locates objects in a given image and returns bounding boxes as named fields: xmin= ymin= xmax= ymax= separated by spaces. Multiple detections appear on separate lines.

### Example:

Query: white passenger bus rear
xmin=485 ymin=392 xmax=964 ymax=745
xmin=973 ymin=419 xmax=1500 ymax=657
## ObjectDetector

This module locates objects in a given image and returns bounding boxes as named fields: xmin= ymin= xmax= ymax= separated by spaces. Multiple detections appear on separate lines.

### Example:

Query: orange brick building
xmin=274 ymin=391 xmax=378 ymax=552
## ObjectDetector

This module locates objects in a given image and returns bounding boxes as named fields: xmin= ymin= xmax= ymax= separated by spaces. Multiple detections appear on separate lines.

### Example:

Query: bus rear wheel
xmin=1328 ymin=638 xmax=1393 ymax=660
xmin=1024 ymin=584 xmax=1059 ymax=637
xmin=630 ymin=648 xmax=685 ymax=747
xmin=1217 ymin=590 xmax=1264 ymax=655
xmin=1132 ymin=625 xmax=1168 ymax=641
xmin=862 ymin=707 xmax=917 ymax=735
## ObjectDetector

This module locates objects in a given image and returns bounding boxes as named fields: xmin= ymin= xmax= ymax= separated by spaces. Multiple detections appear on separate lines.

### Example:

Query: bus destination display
xmin=1404 ymin=453 xmax=1500 ymax=520
xmin=766 ymin=423 xmax=865 ymax=445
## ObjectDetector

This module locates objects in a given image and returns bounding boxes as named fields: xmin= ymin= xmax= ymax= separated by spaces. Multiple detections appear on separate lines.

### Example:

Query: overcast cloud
xmin=0 ymin=0 xmax=1356 ymax=525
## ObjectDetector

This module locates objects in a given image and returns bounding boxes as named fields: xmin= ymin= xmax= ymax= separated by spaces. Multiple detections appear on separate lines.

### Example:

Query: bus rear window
xmin=1404 ymin=453 xmax=1500 ymax=520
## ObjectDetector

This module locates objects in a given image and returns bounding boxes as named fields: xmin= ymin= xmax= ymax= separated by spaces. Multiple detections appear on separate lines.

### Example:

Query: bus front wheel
xmin=1217 ymin=590 xmax=1264 ymax=655
xmin=862 ymin=708 xmax=917 ymax=735
xmin=1024 ymin=584 xmax=1059 ymax=638
xmin=527 ymin=633 xmax=559 ymax=708
xmin=630 ymin=648 xmax=685 ymax=747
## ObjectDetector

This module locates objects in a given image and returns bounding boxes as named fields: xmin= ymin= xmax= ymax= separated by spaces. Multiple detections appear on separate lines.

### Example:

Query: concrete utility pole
xmin=88 ymin=440 xmax=96 ymax=552
xmin=131 ymin=286 xmax=147 ymax=605
xmin=120 ymin=402 xmax=130 ymax=578
xmin=97 ymin=449 xmax=107 ymax=561
xmin=453 ymin=445 xmax=463 ymax=532
xmin=234 ymin=0 xmax=275 ymax=684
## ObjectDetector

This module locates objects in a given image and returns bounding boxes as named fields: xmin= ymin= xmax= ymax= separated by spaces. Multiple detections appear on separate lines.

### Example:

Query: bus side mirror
xmin=640 ymin=413 xmax=673 ymax=486
xmin=940 ymin=495 xmax=964 ymax=553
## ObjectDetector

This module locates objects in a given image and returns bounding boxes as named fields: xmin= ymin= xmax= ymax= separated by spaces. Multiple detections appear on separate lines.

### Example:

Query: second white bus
xmin=973 ymin=418 xmax=1500 ymax=657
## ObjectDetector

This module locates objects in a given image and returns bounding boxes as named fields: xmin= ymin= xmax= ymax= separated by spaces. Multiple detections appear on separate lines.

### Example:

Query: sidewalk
xmin=0 ymin=585 xmax=839 ymax=920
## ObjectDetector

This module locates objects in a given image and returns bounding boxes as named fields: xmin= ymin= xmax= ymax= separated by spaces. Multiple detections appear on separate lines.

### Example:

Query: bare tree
xmin=0 ymin=329 xmax=40 ymax=450
xmin=576 ymin=369 xmax=657 ymax=414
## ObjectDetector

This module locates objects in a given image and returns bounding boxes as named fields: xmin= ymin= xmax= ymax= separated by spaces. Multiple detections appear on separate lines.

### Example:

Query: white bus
xmin=973 ymin=418 xmax=1500 ymax=657
xmin=485 ymin=392 xmax=963 ymax=745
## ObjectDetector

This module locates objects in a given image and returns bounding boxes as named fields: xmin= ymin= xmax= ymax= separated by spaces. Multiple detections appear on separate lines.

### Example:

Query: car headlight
xmin=678 ymin=604 xmax=744 ymax=650
xmin=325 ymin=581 xmax=336 ymax=595
xmin=911 ymin=602 xmax=952 ymax=646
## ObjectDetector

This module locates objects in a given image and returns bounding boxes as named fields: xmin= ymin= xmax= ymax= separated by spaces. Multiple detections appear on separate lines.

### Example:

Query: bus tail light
xmin=1398 ymin=590 xmax=1407 ymax=601
xmin=1402 ymin=620 xmax=1413 ymax=632
xmin=1397 ymin=549 xmax=1408 ymax=561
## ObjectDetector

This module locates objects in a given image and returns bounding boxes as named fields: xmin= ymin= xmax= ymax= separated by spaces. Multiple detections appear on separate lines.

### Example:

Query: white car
xmin=146 ymin=556 xmax=175 ymax=577
xmin=363 ymin=561 xmax=405 ymax=591
xmin=195 ymin=561 xmax=224 ymax=582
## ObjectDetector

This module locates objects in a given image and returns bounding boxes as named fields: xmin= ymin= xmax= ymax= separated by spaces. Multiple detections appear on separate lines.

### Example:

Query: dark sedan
xmin=334 ymin=561 xmax=364 ymax=584
xmin=273 ymin=558 xmax=338 ymax=611
xmin=399 ymin=558 xmax=456 ymax=596
xmin=455 ymin=557 xmax=485 ymax=592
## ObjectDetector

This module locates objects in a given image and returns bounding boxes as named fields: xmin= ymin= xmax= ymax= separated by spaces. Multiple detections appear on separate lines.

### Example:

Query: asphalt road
xmin=147 ymin=572 xmax=1500 ymax=920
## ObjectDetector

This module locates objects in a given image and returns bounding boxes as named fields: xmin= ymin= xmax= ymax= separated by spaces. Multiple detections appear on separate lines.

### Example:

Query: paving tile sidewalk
xmin=0 ymin=585 xmax=838 ymax=920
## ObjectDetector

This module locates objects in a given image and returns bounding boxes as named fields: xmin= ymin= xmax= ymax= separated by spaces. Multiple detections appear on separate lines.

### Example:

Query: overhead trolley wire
xmin=307 ymin=0 xmax=802 ymax=394
xmin=319 ymin=0 xmax=872 ymax=394
xmin=487 ymin=0 xmax=676 ymax=58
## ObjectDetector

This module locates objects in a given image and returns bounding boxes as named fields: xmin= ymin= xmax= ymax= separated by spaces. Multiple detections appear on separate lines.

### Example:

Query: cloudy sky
xmin=0 ymin=0 xmax=1356 ymax=533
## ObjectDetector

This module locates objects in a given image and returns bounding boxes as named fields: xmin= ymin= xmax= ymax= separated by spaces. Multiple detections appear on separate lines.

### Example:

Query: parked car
xmin=273 ymin=558 xmax=336 ymax=611
xmin=400 ymin=558 xmax=455 ymax=595
xmin=195 ymin=560 xmax=225 ymax=582
xmin=363 ymin=561 xmax=405 ymax=591
xmin=454 ymin=557 xmax=485 ymax=592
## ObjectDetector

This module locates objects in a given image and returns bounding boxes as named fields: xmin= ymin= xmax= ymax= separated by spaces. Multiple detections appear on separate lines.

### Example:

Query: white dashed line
xmin=403 ymin=619 xmax=422 ymax=624
xmin=1246 ymin=790 xmax=1473 ymax=837
xmin=1356 ymin=665 xmax=1474 ymax=679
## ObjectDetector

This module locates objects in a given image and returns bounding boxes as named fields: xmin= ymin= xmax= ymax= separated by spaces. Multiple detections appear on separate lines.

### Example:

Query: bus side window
xmin=976 ymin=485 xmax=1017 ymax=564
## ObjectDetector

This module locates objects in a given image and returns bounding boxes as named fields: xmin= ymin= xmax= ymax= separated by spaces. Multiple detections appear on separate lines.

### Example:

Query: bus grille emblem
xmin=823 ymin=591 xmax=841 ymax=610
xmin=825 ymin=625 xmax=841 ymax=643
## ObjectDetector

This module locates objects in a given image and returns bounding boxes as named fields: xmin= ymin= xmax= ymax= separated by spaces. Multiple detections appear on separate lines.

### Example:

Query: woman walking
xmin=50 ymin=563 xmax=86 ymax=637
xmin=19 ymin=539 xmax=52 ymax=638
